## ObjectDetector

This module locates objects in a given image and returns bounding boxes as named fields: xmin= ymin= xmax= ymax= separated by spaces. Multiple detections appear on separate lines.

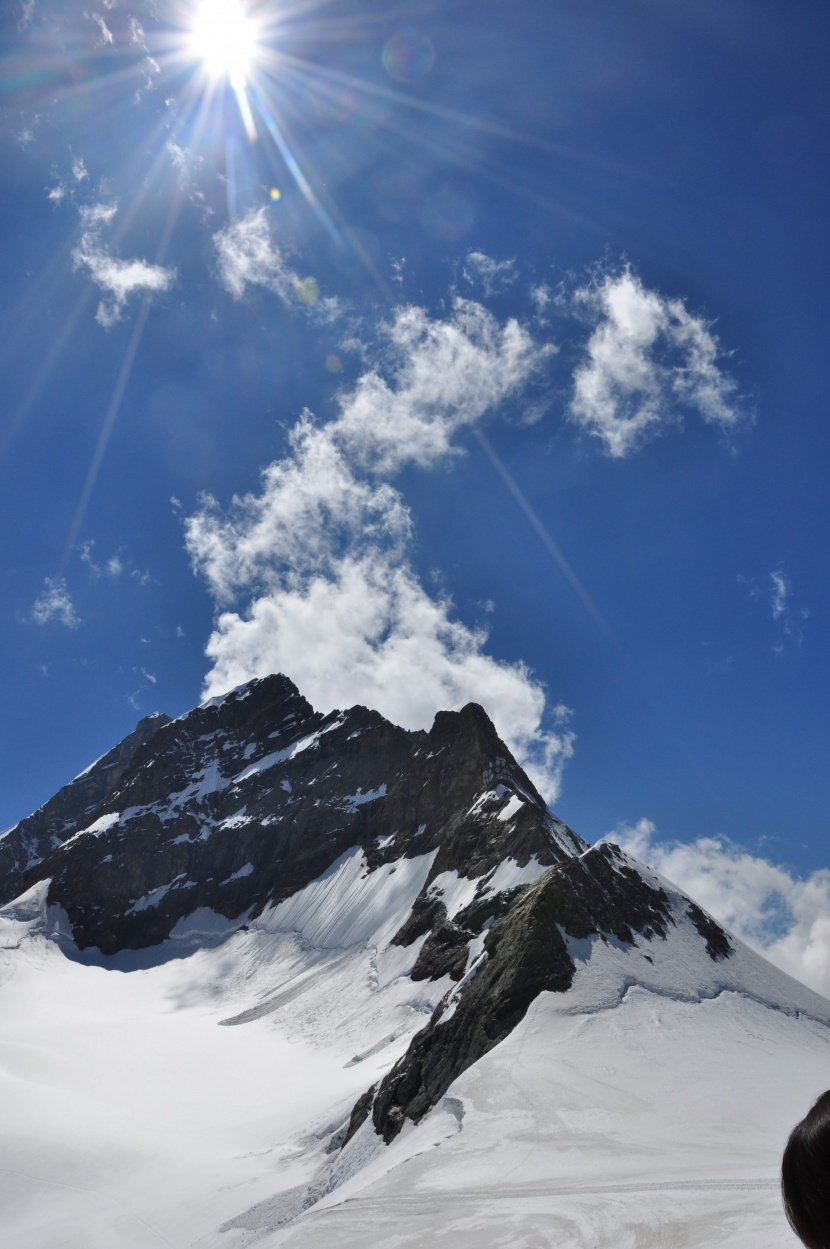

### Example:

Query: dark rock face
xmin=369 ymin=842 xmax=727 ymax=1143
xmin=14 ymin=675 xmax=581 ymax=954
xmin=0 ymin=712 xmax=170 ymax=906
xmin=686 ymin=900 xmax=733 ymax=960
xmin=342 ymin=1085 xmax=376 ymax=1149
xmin=410 ymin=919 xmax=475 ymax=982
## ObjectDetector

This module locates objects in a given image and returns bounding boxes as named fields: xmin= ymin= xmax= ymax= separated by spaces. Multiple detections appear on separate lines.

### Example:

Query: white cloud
xmin=770 ymin=568 xmax=789 ymax=621
xmin=186 ymin=300 xmax=571 ymax=799
xmin=768 ymin=567 xmax=808 ymax=654
xmin=462 ymin=251 xmax=517 ymax=295
xmin=530 ymin=284 xmax=551 ymax=317
xmin=48 ymin=160 xmax=91 ymax=206
xmin=569 ymin=267 xmax=745 ymax=457
xmin=73 ymin=204 xmax=175 ymax=327
xmin=79 ymin=201 xmax=118 ymax=227
xmin=140 ymin=57 xmax=160 ymax=90
xmin=31 ymin=577 xmax=80 ymax=628
xmin=335 ymin=299 xmax=552 ymax=474
xmin=740 ymin=565 xmax=807 ymax=654
xmin=614 ymin=820 xmax=830 ymax=998
xmin=213 ymin=209 xmax=340 ymax=317
xmin=167 ymin=142 xmax=194 ymax=178
xmin=213 ymin=209 xmax=305 ymax=303
xmin=79 ymin=540 xmax=125 ymax=579
xmin=87 ymin=11 xmax=113 ymax=45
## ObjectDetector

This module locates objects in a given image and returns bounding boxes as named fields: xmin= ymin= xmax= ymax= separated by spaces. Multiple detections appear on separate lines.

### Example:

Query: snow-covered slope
xmin=2 ymin=850 xmax=827 ymax=1248
xmin=1 ymin=675 xmax=826 ymax=1248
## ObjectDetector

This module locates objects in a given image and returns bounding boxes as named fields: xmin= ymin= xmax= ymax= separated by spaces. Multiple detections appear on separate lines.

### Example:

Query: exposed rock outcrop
xmin=369 ymin=842 xmax=731 ymax=1142
xmin=12 ymin=675 xmax=581 ymax=953
xmin=0 ymin=712 xmax=170 ymax=905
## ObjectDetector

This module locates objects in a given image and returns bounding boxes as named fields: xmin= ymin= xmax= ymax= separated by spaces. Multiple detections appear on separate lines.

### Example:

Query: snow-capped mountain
xmin=0 ymin=675 xmax=827 ymax=1248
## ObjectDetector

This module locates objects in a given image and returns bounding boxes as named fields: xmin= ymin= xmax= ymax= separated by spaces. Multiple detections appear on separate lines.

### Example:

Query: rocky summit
xmin=0 ymin=671 xmax=746 ymax=1146
xmin=6 ymin=673 xmax=583 ymax=954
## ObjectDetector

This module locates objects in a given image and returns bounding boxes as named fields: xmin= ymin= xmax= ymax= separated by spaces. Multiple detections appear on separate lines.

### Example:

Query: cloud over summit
xmin=187 ymin=297 xmax=572 ymax=799
xmin=186 ymin=261 xmax=749 ymax=800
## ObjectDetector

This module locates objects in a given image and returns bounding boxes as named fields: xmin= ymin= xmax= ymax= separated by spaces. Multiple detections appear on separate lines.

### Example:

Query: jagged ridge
xmin=14 ymin=674 xmax=582 ymax=953
xmin=365 ymin=841 xmax=732 ymax=1142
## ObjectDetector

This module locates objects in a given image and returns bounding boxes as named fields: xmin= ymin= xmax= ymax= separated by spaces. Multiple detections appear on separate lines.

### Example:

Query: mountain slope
xmin=0 ymin=673 xmax=827 ymax=1249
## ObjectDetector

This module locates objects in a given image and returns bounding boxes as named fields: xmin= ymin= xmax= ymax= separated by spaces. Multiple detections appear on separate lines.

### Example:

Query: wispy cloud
xmin=79 ymin=201 xmax=117 ymax=227
xmin=47 ymin=155 xmax=91 ymax=205
xmin=213 ymin=209 xmax=308 ymax=302
xmin=530 ymin=284 xmax=551 ymax=318
xmin=186 ymin=298 xmax=571 ymax=799
xmin=462 ymin=251 xmax=517 ymax=295
xmin=79 ymin=540 xmax=123 ymax=579
xmin=770 ymin=568 xmax=790 ymax=620
xmin=740 ymin=565 xmax=808 ymax=654
xmin=72 ymin=202 xmax=175 ymax=327
xmin=569 ymin=266 xmax=747 ymax=457
xmin=213 ymin=208 xmax=339 ymax=316
xmin=86 ymin=11 xmax=114 ymax=47
xmin=335 ymin=299 xmax=551 ymax=473
xmin=79 ymin=540 xmax=150 ymax=586
xmin=615 ymin=819 xmax=830 ymax=997
xmin=31 ymin=577 xmax=80 ymax=628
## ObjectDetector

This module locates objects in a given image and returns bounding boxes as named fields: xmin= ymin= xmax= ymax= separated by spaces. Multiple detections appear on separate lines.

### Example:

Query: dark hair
xmin=782 ymin=1090 xmax=830 ymax=1248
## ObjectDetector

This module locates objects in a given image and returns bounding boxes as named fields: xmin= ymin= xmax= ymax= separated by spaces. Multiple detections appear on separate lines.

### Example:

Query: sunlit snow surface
xmin=1 ymin=852 xmax=828 ymax=1249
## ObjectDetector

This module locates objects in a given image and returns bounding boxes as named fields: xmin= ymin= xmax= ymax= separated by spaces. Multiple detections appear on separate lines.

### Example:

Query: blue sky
xmin=2 ymin=1 xmax=829 ymax=985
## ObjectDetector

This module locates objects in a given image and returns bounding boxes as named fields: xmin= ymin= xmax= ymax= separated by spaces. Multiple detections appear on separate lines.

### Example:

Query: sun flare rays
xmin=188 ymin=0 xmax=260 ymax=89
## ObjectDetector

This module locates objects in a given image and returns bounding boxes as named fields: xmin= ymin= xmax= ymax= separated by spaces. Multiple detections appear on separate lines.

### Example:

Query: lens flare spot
xmin=269 ymin=187 xmax=282 ymax=201
xmin=382 ymin=30 xmax=435 ymax=83
xmin=324 ymin=353 xmax=342 ymax=373
xmin=294 ymin=277 xmax=319 ymax=305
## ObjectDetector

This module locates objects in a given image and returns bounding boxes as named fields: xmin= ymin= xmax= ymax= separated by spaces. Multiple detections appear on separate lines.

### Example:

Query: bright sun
xmin=189 ymin=0 xmax=259 ymax=89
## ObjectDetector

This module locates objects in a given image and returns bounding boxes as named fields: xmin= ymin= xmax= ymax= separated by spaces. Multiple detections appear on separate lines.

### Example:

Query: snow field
xmin=2 ymin=847 xmax=830 ymax=1249
xmin=265 ymin=986 xmax=825 ymax=1248
xmin=0 ymin=854 xmax=452 ymax=1249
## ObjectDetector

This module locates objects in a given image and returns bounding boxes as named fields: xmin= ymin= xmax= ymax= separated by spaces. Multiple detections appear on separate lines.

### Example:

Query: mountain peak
xmin=9 ymin=673 xmax=577 ymax=954
xmin=2 ymin=671 xmax=830 ymax=1248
